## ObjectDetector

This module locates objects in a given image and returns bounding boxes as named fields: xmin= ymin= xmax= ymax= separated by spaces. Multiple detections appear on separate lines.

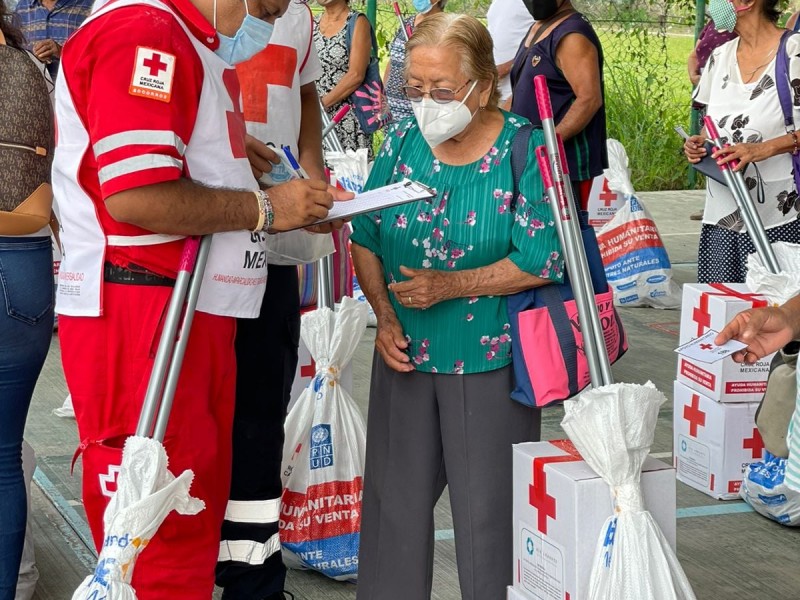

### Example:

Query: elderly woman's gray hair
xmin=405 ymin=13 xmax=501 ymax=110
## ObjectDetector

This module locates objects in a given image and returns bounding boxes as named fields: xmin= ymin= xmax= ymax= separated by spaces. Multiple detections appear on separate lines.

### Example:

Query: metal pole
xmin=534 ymin=75 xmax=613 ymax=386
xmin=703 ymin=116 xmax=780 ymax=273
xmin=688 ymin=0 xmax=707 ymax=188
xmin=366 ymin=0 xmax=377 ymax=39
xmin=316 ymin=254 xmax=335 ymax=310
xmin=153 ymin=235 xmax=213 ymax=442
xmin=136 ymin=236 xmax=204 ymax=438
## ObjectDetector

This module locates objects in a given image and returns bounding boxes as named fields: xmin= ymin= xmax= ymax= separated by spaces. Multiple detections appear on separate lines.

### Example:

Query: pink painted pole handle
xmin=534 ymin=75 xmax=554 ymax=121
xmin=703 ymin=115 xmax=720 ymax=142
xmin=556 ymin=135 xmax=570 ymax=176
xmin=332 ymin=104 xmax=351 ymax=123
xmin=393 ymin=2 xmax=412 ymax=40
xmin=703 ymin=115 xmax=734 ymax=172
xmin=178 ymin=236 xmax=201 ymax=274
xmin=536 ymin=146 xmax=554 ymax=189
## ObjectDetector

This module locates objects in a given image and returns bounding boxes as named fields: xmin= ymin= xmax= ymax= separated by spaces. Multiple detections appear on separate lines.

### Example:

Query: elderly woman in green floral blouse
xmin=350 ymin=13 xmax=563 ymax=600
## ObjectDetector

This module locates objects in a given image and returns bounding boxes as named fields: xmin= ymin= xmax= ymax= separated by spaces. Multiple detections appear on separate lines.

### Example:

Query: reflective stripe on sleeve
xmin=106 ymin=233 xmax=185 ymax=247
xmin=223 ymin=498 xmax=281 ymax=524
xmin=97 ymin=154 xmax=183 ymax=185
xmin=93 ymin=130 xmax=187 ymax=157
xmin=218 ymin=535 xmax=281 ymax=565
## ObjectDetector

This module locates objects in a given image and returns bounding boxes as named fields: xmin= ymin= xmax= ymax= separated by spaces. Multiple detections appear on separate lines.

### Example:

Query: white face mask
xmin=411 ymin=81 xmax=478 ymax=148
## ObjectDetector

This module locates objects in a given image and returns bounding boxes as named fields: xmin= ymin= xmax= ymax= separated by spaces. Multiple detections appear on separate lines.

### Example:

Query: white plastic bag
xmin=72 ymin=437 xmax=204 ymax=600
xmin=596 ymin=196 xmax=681 ymax=309
xmin=52 ymin=393 xmax=75 ymax=418
xmin=264 ymin=229 xmax=335 ymax=266
xmin=741 ymin=451 xmax=800 ymax=526
xmin=325 ymin=149 xmax=370 ymax=193
xmin=280 ymin=297 xmax=368 ymax=581
xmin=587 ymin=139 xmax=633 ymax=227
xmin=746 ymin=241 xmax=800 ymax=305
xmin=561 ymin=382 xmax=696 ymax=600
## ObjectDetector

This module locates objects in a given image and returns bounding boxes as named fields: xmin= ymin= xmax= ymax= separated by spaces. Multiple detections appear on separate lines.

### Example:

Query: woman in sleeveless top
xmin=313 ymin=0 xmax=374 ymax=159
xmin=383 ymin=0 xmax=447 ymax=123
xmin=510 ymin=0 xmax=607 ymax=209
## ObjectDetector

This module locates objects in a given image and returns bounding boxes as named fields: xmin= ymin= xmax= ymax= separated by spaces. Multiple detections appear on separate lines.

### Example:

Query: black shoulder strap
xmin=511 ymin=123 xmax=533 ymax=208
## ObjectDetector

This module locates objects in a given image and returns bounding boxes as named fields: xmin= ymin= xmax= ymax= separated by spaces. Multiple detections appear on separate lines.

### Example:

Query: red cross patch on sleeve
xmin=129 ymin=47 xmax=177 ymax=103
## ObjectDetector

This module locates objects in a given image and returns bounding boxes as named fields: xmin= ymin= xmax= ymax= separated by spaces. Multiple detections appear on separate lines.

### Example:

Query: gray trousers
xmin=356 ymin=355 xmax=541 ymax=600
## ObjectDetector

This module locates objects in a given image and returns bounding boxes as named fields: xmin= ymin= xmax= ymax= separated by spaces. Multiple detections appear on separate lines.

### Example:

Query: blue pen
xmin=281 ymin=145 xmax=309 ymax=179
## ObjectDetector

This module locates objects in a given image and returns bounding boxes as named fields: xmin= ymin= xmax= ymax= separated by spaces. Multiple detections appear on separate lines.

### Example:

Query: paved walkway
xmin=25 ymin=189 xmax=800 ymax=600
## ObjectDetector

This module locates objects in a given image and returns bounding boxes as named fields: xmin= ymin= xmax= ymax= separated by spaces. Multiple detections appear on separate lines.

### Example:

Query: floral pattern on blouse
xmin=350 ymin=113 xmax=563 ymax=375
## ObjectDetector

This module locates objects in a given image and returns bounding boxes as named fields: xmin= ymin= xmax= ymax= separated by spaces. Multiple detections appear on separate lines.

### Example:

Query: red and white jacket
xmin=53 ymin=0 xmax=267 ymax=318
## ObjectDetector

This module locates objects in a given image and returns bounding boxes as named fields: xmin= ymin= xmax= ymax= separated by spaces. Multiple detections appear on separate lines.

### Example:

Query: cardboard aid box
xmin=513 ymin=441 xmax=676 ymax=600
xmin=673 ymin=381 xmax=764 ymax=500
xmin=677 ymin=283 xmax=773 ymax=402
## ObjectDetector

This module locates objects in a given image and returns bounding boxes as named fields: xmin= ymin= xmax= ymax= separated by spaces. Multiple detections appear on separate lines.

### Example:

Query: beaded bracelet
xmin=791 ymin=131 xmax=799 ymax=156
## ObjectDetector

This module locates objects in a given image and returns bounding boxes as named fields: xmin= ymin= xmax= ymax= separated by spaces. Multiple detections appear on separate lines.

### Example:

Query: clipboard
xmin=675 ymin=126 xmax=727 ymax=185
xmin=305 ymin=179 xmax=435 ymax=228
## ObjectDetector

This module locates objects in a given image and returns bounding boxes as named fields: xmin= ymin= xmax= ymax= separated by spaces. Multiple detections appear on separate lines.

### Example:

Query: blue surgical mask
xmin=214 ymin=0 xmax=274 ymax=65
xmin=413 ymin=0 xmax=436 ymax=13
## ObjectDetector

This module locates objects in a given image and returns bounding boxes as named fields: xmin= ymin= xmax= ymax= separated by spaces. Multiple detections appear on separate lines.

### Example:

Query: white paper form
xmin=674 ymin=329 xmax=748 ymax=364
xmin=311 ymin=179 xmax=435 ymax=226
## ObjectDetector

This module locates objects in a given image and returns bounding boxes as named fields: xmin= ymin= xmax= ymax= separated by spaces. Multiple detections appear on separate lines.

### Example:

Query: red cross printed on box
xmin=684 ymin=394 xmax=706 ymax=437
xmin=529 ymin=440 xmax=582 ymax=535
xmin=236 ymin=44 xmax=297 ymax=124
xmin=743 ymin=427 xmax=765 ymax=459
xmin=599 ymin=178 xmax=617 ymax=207
xmin=692 ymin=284 xmax=767 ymax=338
xmin=143 ymin=52 xmax=168 ymax=76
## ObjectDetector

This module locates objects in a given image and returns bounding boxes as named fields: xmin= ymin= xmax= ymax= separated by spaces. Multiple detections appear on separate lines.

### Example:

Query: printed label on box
xmin=519 ymin=523 xmax=565 ymax=600
xmin=679 ymin=359 xmax=716 ymax=391
xmin=677 ymin=434 xmax=710 ymax=488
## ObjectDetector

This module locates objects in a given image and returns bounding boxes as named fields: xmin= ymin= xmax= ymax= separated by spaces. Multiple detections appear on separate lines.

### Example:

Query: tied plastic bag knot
xmin=613 ymin=482 xmax=645 ymax=513
xmin=313 ymin=365 xmax=341 ymax=388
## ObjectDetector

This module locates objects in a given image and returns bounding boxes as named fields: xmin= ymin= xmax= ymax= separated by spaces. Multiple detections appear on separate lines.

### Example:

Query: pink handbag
xmin=510 ymin=287 xmax=627 ymax=407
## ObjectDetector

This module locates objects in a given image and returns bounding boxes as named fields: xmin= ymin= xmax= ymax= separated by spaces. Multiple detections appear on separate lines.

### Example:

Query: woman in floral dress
xmin=350 ymin=14 xmax=562 ymax=600
xmin=685 ymin=0 xmax=800 ymax=282
xmin=313 ymin=0 xmax=373 ymax=159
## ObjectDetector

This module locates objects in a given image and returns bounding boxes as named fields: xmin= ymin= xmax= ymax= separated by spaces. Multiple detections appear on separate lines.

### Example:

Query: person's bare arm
xmin=788 ymin=12 xmax=799 ymax=31
xmin=297 ymin=81 xmax=326 ymax=182
xmin=351 ymin=243 xmax=413 ymax=372
xmin=554 ymin=33 xmax=603 ymax=141
xmin=105 ymin=178 xmax=345 ymax=234
xmin=388 ymin=259 xmax=551 ymax=310
xmin=321 ymin=16 xmax=371 ymax=109
xmin=496 ymin=58 xmax=514 ymax=80
xmin=382 ymin=61 xmax=391 ymax=87
xmin=687 ymin=48 xmax=701 ymax=86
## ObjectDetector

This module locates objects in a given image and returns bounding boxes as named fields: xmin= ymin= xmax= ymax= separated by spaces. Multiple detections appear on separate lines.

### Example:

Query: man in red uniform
xmin=51 ymin=0 xmax=350 ymax=596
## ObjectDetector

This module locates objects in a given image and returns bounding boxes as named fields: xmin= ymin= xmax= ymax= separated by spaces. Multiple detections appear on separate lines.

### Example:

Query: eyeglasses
xmin=402 ymin=80 xmax=472 ymax=104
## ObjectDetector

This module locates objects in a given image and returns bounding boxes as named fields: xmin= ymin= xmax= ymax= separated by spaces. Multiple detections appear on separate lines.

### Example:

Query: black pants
xmin=216 ymin=265 xmax=300 ymax=599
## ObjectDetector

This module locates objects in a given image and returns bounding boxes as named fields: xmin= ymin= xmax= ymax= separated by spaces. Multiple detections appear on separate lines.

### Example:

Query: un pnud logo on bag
xmin=310 ymin=424 xmax=334 ymax=470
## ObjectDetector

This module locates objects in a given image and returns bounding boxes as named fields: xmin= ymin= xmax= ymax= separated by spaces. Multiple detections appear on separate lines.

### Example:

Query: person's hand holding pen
xmin=244 ymin=134 xmax=351 ymax=233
